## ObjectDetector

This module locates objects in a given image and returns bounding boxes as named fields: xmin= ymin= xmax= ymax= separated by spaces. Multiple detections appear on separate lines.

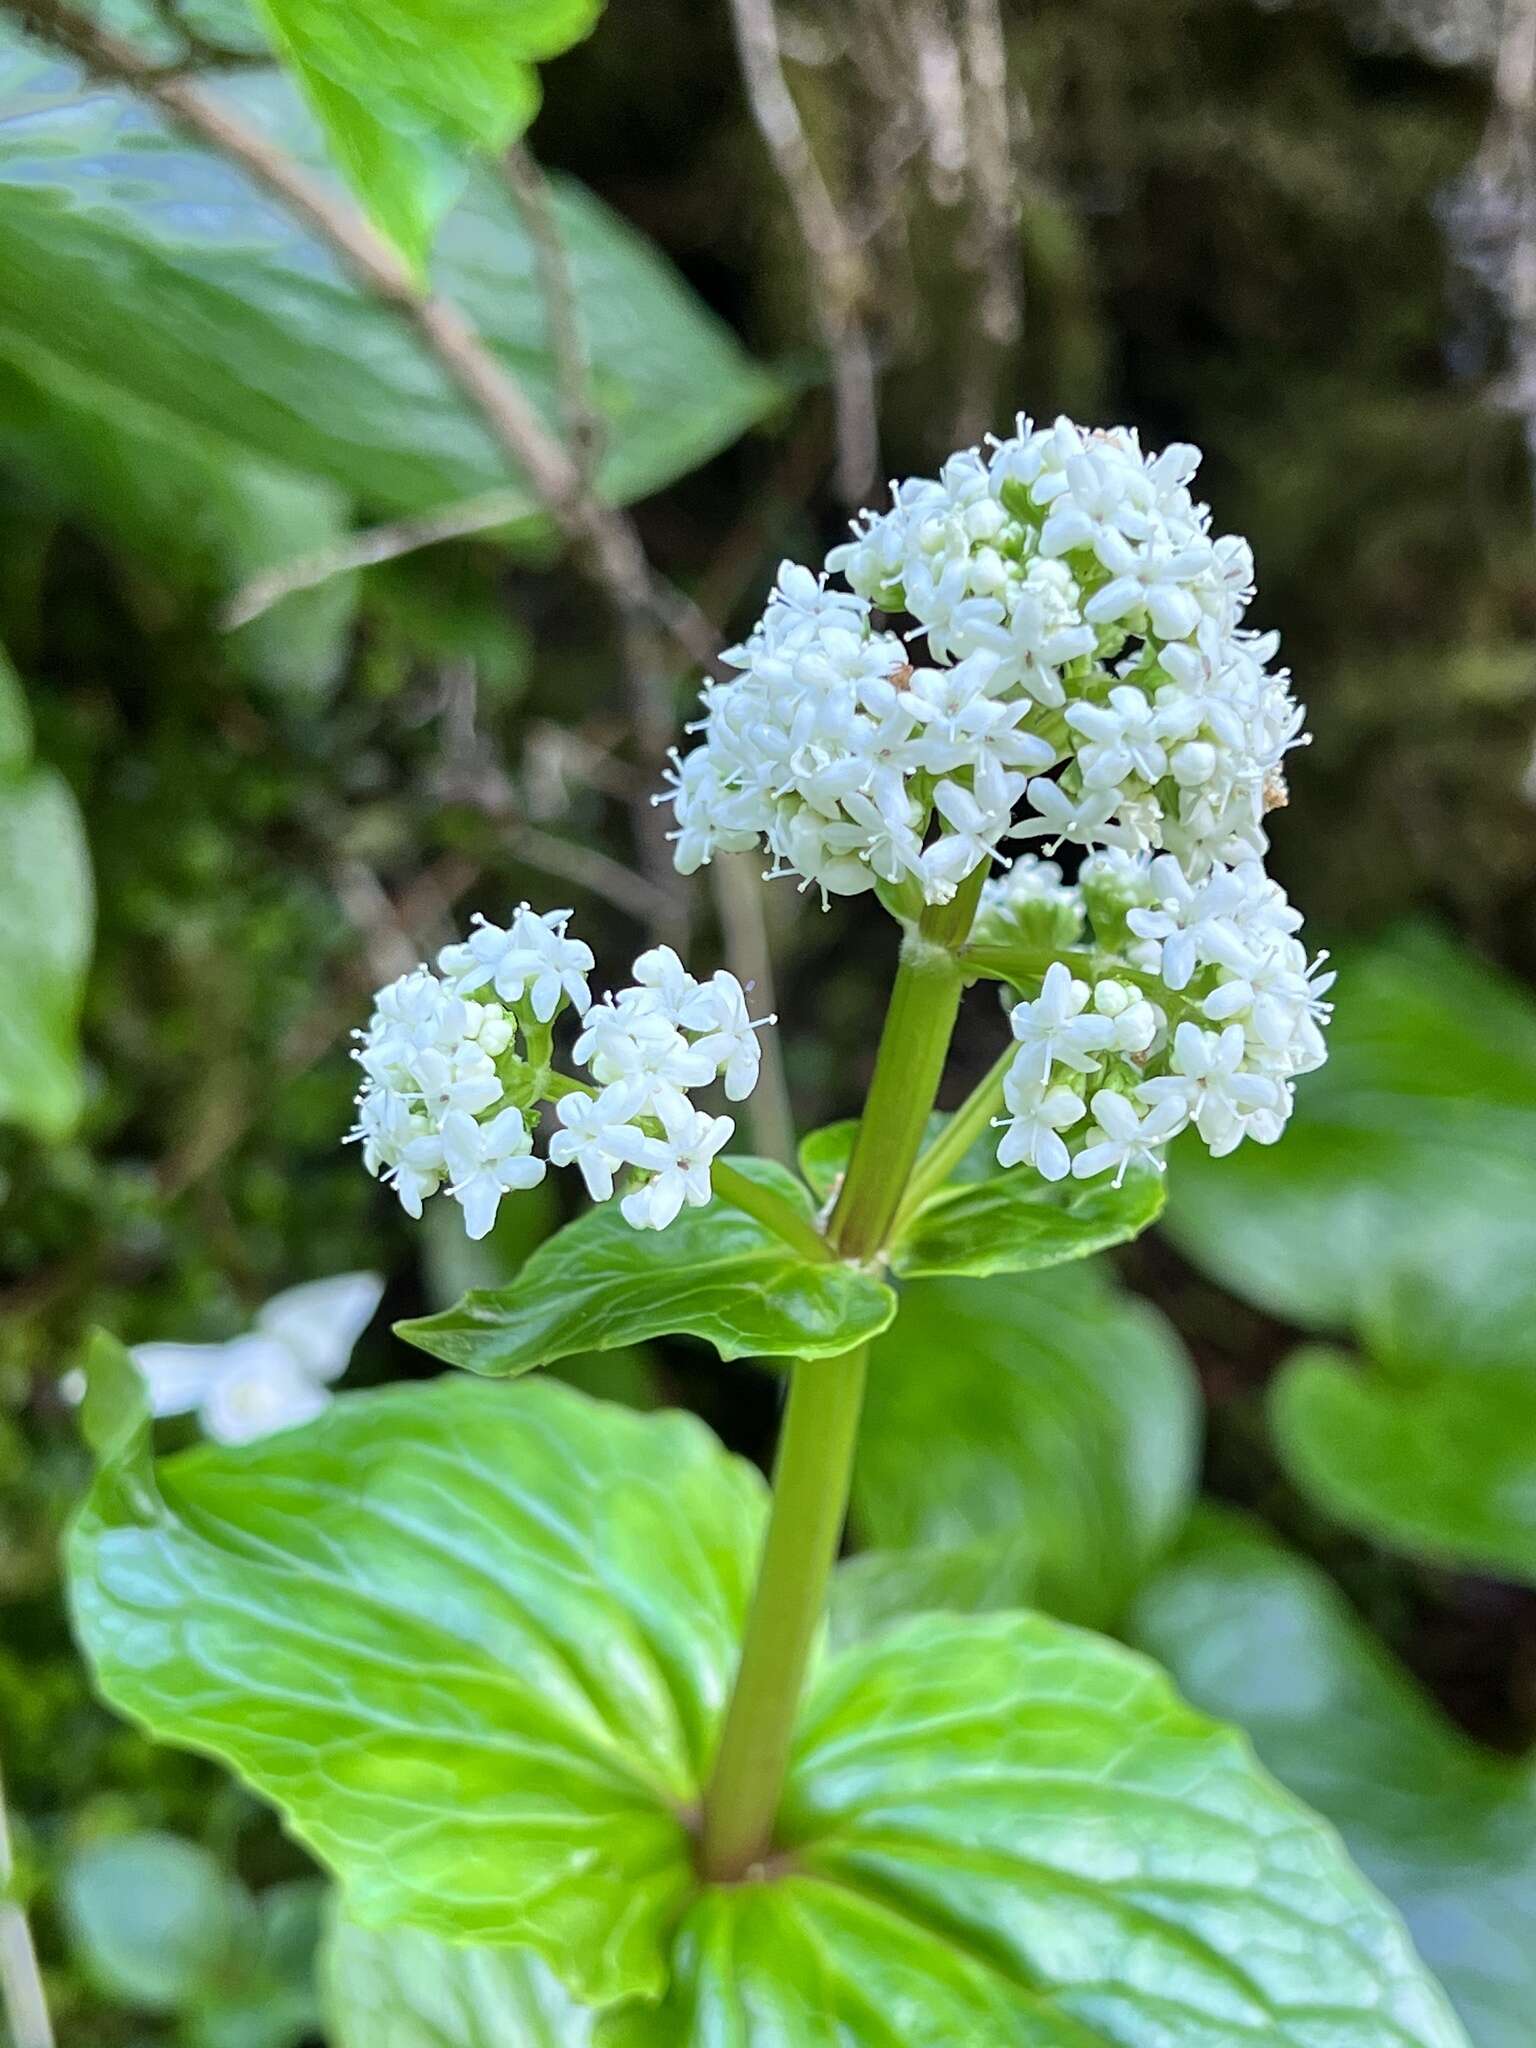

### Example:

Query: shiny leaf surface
xmin=849 ymin=1266 xmax=1199 ymax=1630
xmin=68 ymin=1342 xmax=765 ymax=2005
xmin=891 ymin=1165 xmax=1164 ymax=1279
xmin=602 ymin=1611 xmax=1467 ymax=2047
xmin=254 ymin=0 xmax=600 ymax=264
xmin=1131 ymin=1509 xmax=1536 ymax=2048
xmin=1270 ymin=1342 xmax=1536 ymax=1587
xmin=324 ymin=1914 xmax=593 ymax=2047
xmin=1166 ymin=927 xmax=1536 ymax=1330
xmin=0 ymin=43 xmax=777 ymax=524
xmin=398 ymin=1161 xmax=897 ymax=1373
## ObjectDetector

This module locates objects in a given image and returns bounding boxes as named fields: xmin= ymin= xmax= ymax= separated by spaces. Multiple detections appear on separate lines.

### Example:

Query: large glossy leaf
xmin=254 ymin=0 xmax=600 ymax=267
xmin=1131 ymin=1509 xmax=1536 ymax=2048
xmin=848 ymin=1266 xmax=1199 ymax=1631
xmin=1165 ymin=926 xmax=1536 ymax=1330
xmin=68 ymin=1340 xmax=766 ymax=2006
xmin=601 ymin=1611 xmax=1467 ymax=2047
xmin=1270 ymin=1342 xmax=1536 ymax=1587
xmin=0 ymin=42 xmax=777 ymax=524
xmin=324 ymin=1914 xmax=593 ymax=2047
xmin=0 ymin=663 xmax=94 ymax=1139
xmin=892 ymin=1164 xmax=1165 ymax=1279
xmin=398 ymin=1160 xmax=897 ymax=1373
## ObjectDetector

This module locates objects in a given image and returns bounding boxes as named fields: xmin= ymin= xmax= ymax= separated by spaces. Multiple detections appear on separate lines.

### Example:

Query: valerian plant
xmin=67 ymin=420 xmax=1467 ymax=2046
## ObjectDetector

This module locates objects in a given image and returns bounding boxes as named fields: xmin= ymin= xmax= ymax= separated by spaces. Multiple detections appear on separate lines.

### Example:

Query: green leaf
xmin=1165 ymin=926 xmax=1536 ymax=1331
xmin=601 ymin=1611 xmax=1468 ymax=2047
xmin=0 ymin=638 xmax=30 ymax=770
xmin=797 ymin=1118 xmax=859 ymax=1203
xmin=324 ymin=1913 xmax=594 ymax=2047
xmin=68 ymin=1345 xmax=766 ymax=2006
xmin=1270 ymin=1341 xmax=1536 ymax=1587
xmin=253 ymin=0 xmax=601 ymax=268
xmin=0 ymin=325 xmax=355 ymax=695
xmin=891 ymin=1164 xmax=1165 ymax=1279
xmin=848 ymin=1266 xmax=1200 ymax=1630
xmin=0 ymin=45 xmax=777 ymax=526
xmin=398 ymin=1160 xmax=897 ymax=1373
xmin=62 ymin=1831 xmax=245 ymax=2011
xmin=1130 ymin=1509 xmax=1536 ymax=2048
xmin=0 ymin=759 xmax=94 ymax=1140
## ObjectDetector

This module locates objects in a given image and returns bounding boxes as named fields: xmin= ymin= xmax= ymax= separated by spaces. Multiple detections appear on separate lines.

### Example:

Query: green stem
xmin=712 ymin=1160 xmax=832 ymax=1264
xmin=827 ymin=866 xmax=988 ymax=1261
xmin=891 ymin=1037 xmax=1016 ymax=1235
xmin=698 ymin=1345 xmax=868 ymax=1880
xmin=697 ymin=864 xmax=989 ymax=1881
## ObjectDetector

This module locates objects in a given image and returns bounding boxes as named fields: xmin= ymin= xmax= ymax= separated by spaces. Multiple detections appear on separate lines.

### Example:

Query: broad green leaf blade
xmin=849 ymin=1267 xmax=1199 ymax=1630
xmin=67 ymin=1343 xmax=766 ymax=2006
xmin=324 ymin=1914 xmax=594 ymax=2047
xmin=0 ymin=761 xmax=94 ymax=1139
xmin=0 ymin=324 xmax=355 ymax=695
xmin=1270 ymin=1343 xmax=1536 ymax=1586
xmin=798 ymin=1118 xmax=859 ymax=1203
xmin=603 ymin=1611 xmax=1468 ymax=2047
xmin=1166 ymin=926 xmax=1536 ymax=1330
xmin=253 ymin=0 xmax=600 ymax=267
xmin=1130 ymin=1509 xmax=1536 ymax=2048
xmin=891 ymin=1165 xmax=1164 ymax=1279
xmin=399 ymin=1161 xmax=897 ymax=1373
xmin=62 ymin=1832 xmax=245 ymax=2011
xmin=0 ymin=45 xmax=778 ymax=524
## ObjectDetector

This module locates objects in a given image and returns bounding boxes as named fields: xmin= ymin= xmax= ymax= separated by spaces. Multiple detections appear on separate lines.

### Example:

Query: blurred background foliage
xmin=3 ymin=0 xmax=1536 ymax=2040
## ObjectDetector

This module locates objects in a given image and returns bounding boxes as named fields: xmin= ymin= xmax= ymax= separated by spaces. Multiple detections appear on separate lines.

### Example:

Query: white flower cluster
xmin=349 ymin=906 xmax=766 ymax=1237
xmin=659 ymin=415 xmax=1303 ymax=907
xmin=983 ymin=848 xmax=1332 ymax=1184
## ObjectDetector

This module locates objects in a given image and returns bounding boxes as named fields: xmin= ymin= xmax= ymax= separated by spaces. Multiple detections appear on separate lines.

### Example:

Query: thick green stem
xmin=827 ymin=866 xmax=987 ymax=1260
xmin=711 ymin=1160 xmax=832 ymax=1264
xmin=891 ymin=1037 xmax=1016 ymax=1234
xmin=698 ymin=1344 xmax=868 ymax=1880
xmin=697 ymin=864 xmax=989 ymax=1881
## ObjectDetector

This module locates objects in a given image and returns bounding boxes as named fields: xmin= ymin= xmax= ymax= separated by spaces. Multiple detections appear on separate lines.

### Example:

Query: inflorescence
xmin=659 ymin=415 xmax=1330 ymax=1184
xmin=349 ymin=906 xmax=770 ymax=1239
xmin=349 ymin=417 xmax=1329 ymax=1224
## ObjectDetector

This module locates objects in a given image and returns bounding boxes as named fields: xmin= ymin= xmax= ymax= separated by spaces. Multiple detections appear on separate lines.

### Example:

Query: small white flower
xmin=993 ymin=1073 xmax=1085 ymax=1181
xmin=548 ymin=1083 xmax=648 ymax=1202
xmin=621 ymin=1104 xmax=735 ymax=1231
xmin=1071 ymin=1090 xmax=1189 ymax=1185
xmin=441 ymin=1106 xmax=546 ymax=1240
xmin=1009 ymin=962 xmax=1118 ymax=1083
xmin=690 ymin=971 xmax=773 ymax=1101
xmin=1137 ymin=1021 xmax=1282 ymax=1157
xmin=574 ymin=1004 xmax=716 ymax=1121
xmin=129 ymin=1273 xmax=383 ymax=1445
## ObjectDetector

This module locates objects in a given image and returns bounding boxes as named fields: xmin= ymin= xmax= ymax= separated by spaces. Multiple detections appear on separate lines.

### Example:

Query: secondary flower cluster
xmin=981 ymin=849 xmax=1331 ymax=1184
xmin=659 ymin=415 xmax=1302 ymax=907
xmin=348 ymin=906 xmax=767 ymax=1237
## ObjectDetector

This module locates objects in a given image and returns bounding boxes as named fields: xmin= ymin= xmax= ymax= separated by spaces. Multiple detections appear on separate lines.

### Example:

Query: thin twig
xmin=502 ymin=142 xmax=604 ymax=490
xmin=220 ymin=490 xmax=532 ymax=630
xmin=725 ymin=0 xmax=880 ymax=507
xmin=0 ymin=1759 xmax=54 ymax=2048
xmin=954 ymin=0 xmax=1022 ymax=443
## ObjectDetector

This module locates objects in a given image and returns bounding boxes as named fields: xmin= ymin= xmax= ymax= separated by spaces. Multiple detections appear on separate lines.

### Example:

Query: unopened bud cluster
xmin=348 ymin=906 xmax=768 ymax=1237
